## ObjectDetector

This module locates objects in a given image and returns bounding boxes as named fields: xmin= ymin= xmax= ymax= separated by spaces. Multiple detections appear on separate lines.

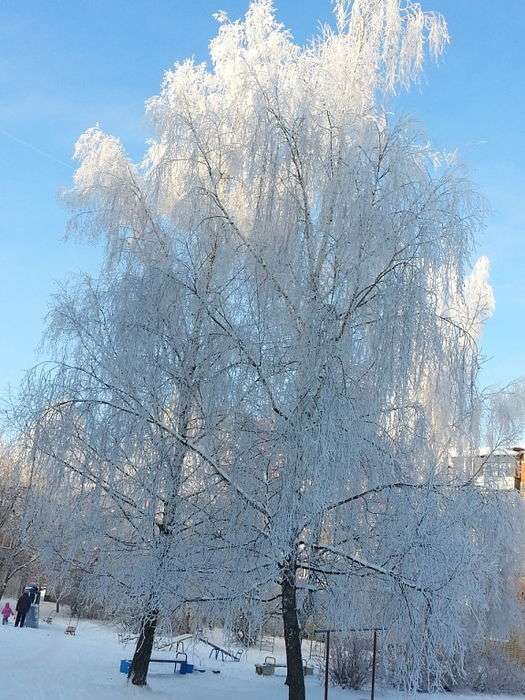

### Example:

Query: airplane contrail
xmin=0 ymin=126 xmax=73 ymax=170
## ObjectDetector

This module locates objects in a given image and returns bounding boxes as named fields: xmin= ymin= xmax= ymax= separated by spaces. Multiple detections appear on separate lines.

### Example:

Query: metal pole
xmin=370 ymin=629 xmax=377 ymax=700
xmin=324 ymin=630 xmax=330 ymax=700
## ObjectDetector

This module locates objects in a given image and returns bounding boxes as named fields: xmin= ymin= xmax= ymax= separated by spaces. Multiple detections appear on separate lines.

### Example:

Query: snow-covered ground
xmin=0 ymin=601 xmax=516 ymax=700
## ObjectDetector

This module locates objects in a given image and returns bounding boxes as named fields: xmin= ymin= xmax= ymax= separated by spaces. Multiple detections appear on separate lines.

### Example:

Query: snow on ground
xmin=0 ymin=601 xmax=517 ymax=700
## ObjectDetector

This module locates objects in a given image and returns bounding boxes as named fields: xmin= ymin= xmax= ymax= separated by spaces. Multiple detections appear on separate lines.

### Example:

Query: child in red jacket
xmin=2 ymin=602 xmax=13 ymax=625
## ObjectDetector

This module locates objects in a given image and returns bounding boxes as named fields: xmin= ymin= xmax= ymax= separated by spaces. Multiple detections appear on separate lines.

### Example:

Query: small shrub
xmin=329 ymin=634 xmax=371 ymax=690
xmin=454 ymin=640 xmax=525 ymax=695
xmin=230 ymin=612 xmax=258 ymax=647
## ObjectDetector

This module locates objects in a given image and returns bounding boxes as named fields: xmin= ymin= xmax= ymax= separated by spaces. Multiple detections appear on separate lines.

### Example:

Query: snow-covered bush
xmin=229 ymin=611 xmax=259 ymax=648
xmin=454 ymin=640 xmax=525 ymax=695
xmin=329 ymin=635 xmax=371 ymax=690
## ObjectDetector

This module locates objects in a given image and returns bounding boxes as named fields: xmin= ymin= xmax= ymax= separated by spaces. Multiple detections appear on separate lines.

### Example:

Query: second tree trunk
xmin=281 ymin=574 xmax=305 ymax=700
xmin=129 ymin=611 xmax=158 ymax=686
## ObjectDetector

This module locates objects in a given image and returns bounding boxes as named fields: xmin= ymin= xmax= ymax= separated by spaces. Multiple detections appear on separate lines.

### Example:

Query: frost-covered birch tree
xmin=0 ymin=440 xmax=38 ymax=598
xmin=20 ymin=1 xmax=524 ymax=698
xmin=21 ymin=258 xmax=231 ymax=684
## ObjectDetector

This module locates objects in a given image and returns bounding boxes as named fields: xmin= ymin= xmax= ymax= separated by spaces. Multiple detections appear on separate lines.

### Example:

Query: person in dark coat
xmin=15 ymin=591 xmax=31 ymax=628
xmin=27 ymin=584 xmax=40 ymax=605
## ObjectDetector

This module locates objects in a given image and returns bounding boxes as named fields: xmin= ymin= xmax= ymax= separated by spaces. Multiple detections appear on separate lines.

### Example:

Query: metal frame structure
xmin=314 ymin=627 xmax=384 ymax=700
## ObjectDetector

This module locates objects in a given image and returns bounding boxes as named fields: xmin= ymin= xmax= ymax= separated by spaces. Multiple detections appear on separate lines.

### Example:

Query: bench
xmin=120 ymin=652 xmax=193 ymax=675
xmin=151 ymin=659 xmax=192 ymax=673
xmin=65 ymin=626 xmax=76 ymax=636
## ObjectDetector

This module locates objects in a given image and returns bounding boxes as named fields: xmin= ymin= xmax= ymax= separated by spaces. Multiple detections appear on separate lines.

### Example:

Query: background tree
xmin=0 ymin=440 xmax=37 ymax=599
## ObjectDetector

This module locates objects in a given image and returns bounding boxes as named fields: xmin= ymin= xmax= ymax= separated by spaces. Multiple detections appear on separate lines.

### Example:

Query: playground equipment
xmin=257 ymin=633 xmax=276 ymax=653
xmin=119 ymin=630 xmax=242 ymax=679
xmin=162 ymin=633 xmax=193 ymax=654
xmin=307 ymin=635 xmax=324 ymax=663
xmin=119 ymin=652 xmax=196 ymax=676
xmin=255 ymin=656 xmax=313 ymax=677
xmin=196 ymin=634 xmax=243 ymax=662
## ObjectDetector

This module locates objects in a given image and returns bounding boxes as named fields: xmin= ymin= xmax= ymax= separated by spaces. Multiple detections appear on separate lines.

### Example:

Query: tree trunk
xmin=0 ymin=564 xmax=12 ymax=601
xmin=281 ymin=574 xmax=305 ymax=700
xmin=56 ymin=600 xmax=60 ymax=614
xmin=129 ymin=611 xmax=158 ymax=686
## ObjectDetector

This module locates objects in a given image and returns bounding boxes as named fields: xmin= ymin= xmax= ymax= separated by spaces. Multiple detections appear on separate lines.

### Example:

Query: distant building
xmin=476 ymin=447 xmax=525 ymax=493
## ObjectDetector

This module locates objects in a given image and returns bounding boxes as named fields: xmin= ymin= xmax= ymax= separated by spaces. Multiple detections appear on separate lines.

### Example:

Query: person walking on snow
xmin=1 ymin=602 xmax=13 ymax=625
xmin=14 ymin=591 xmax=31 ymax=628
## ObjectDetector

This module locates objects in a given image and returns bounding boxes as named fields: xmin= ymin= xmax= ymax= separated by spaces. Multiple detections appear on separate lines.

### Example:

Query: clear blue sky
xmin=0 ymin=0 xmax=523 ymax=400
